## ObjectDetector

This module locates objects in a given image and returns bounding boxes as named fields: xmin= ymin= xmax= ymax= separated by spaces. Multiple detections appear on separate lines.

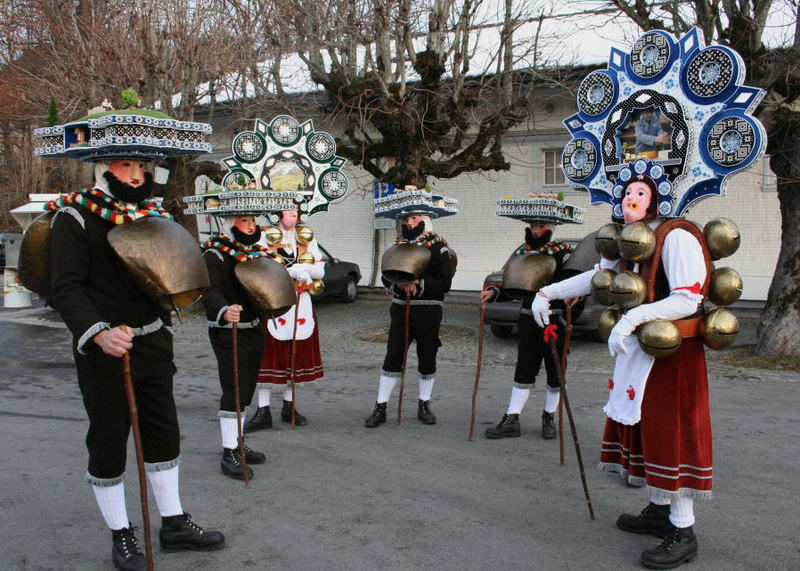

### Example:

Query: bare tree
xmin=590 ymin=0 xmax=799 ymax=356
xmin=233 ymin=0 xmax=563 ymax=188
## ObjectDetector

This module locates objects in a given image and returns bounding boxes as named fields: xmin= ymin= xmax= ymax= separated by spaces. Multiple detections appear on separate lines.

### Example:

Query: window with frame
xmin=543 ymin=149 xmax=565 ymax=186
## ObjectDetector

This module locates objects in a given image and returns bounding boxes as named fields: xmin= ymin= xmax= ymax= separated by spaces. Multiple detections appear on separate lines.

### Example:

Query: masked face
xmin=401 ymin=214 xmax=426 ymax=240
xmin=528 ymin=222 xmax=552 ymax=238
xmin=280 ymin=210 xmax=298 ymax=230
xmin=230 ymin=216 xmax=261 ymax=246
xmin=108 ymin=159 xmax=148 ymax=187
xmin=622 ymin=181 xmax=652 ymax=223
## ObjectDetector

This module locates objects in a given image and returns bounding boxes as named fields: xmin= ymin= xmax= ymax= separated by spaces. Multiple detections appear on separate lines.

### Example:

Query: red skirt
xmin=257 ymin=324 xmax=324 ymax=385
xmin=599 ymin=338 xmax=713 ymax=498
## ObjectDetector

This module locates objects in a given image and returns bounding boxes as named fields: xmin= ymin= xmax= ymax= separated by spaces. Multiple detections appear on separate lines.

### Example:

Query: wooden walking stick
xmin=232 ymin=322 xmax=250 ymax=488
xmin=288 ymin=291 xmax=301 ymax=428
xmin=120 ymin=327 xmax=154 ymax=571
xmin=397 ymin=290 xmax=412 ymax=424
xmin=558 ymin=300 xmax=579 ymax=466
xmin=546 ymin=326 xmax=595 ymax=520
xmin=468 ymin=302 xmax=487 ymax=440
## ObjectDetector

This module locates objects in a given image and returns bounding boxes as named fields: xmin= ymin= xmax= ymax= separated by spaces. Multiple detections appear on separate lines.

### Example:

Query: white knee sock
xmin=257 ymin=386 xmax=271 ymax=407
xmin=220 ymin=417 xmax=239 ymax=449
xmin=669 ymin=496 xmax=695 ymax=528
xmin=146 ymin=465 xmax=183 ymax=517
xmin=377 ymin=375 xmax=398 ymax=404
xmin=544 ymin=386 xmax=560 ymax=414
xmin=418 ymin=377 xmax=435 ymax=401
xmin=649 ymin=490 xmax=671 ymax=506
xmin=283 ymin=385 xmax=293 ymax=402
xmin=506 ymin=387 xmax=530 ymax=415
xmin=92 ymin=482 xmax=129 ymax=530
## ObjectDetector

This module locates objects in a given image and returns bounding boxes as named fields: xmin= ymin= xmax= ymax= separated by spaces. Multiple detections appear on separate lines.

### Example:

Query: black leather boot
xmin=220 ymin=448 xmax=254 ymax=481
xmin=281 ymin=400 xmax=308 ymax=425
xmin=417 ymin=400 xmax=437 ymax=425
xmin=159 ymin=512 xmax=225 ymax=552
xmin=365 ymin=402 xmax=387 ymax=428
xmin=111 ymin=526 xmax=146 ymax=571
xmin=485 ymin=413 xmax=521 ymax=439
xmin=541 ymin=411 xmax=557 ymax=439
xmin=244 ymin=406 xmax=272 ymax=432
xmin=641 ymin=524 xmax=698 ymax=569
xmin=238 ymin=440 xmax=266 ymax=464
xmin=617 ymin=502 xmax=671 ymax=538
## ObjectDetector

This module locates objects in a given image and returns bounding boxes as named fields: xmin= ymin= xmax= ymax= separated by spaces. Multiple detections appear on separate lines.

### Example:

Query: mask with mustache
xmin=231 ymin=226 xmax=262 ymax=246
xmin=103 ymin=171 xmax=154 ymax=204
xmin=401 ymin=222 xmax=425 ymax=240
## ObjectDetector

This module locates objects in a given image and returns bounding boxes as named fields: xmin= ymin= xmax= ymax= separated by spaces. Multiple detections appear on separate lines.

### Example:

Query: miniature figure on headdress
xmin=533 ymin=29 xmax=764 ymax=569
xmin=30 ymin=91 xmax=224 ymax=570
xmin=364 ymin=185 xmax=457 ymax=428
xmin=481 ymin=193 xmax=586 ymax=441
xmin=186 ymin=115 xmax=348 ymax=468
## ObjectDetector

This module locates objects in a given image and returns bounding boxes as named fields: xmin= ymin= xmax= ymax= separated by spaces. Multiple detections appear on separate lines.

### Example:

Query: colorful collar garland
xmin=202 ymin=235 xmax=276 ymax=262
xmin=47 ymin=188 xmax=172 ymax=224
xmin=395 ymin=232 xmax=448 ymax=249
xmin=515 ymin=240 xmax=573 ymax=256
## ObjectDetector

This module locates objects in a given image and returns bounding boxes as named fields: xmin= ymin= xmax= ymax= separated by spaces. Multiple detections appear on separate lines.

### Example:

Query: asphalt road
xmin=0 ymin=293 xmax=797 ymax=570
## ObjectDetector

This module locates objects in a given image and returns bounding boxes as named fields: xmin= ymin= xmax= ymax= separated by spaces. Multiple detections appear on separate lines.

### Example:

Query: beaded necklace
xmin=47 ymin=188 xmax=172 ymax=224
xmin=202 ymin=235 xmax=276 ymax=262
xmin=514 ymin=240 xmax=573 ymax=256
xmin=394 ymin=232 xmax=448 ymax=249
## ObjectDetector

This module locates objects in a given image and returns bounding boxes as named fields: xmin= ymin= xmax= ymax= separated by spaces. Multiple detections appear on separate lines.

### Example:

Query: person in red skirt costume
xmin=246 ymin=209 xmax=324 ymax=429
xmin=532 ymin=173 xmax=711 ymax=569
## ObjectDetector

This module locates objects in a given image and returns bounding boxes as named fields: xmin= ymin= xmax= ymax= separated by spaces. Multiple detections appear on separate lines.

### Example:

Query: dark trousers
xmin=75 ymin=328 xmax=179 ymax=479
xmin=382 ymin=303 xmax=443 ymax=376
xmin=514 ymin=314 xmax=564 ymax=389
xmin=209 ymin=326 xmax=264 ymax=412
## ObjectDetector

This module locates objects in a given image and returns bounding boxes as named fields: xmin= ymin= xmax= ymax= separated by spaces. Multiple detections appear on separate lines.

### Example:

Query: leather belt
xmin=673 ymin=317 xmax=702 ymax=339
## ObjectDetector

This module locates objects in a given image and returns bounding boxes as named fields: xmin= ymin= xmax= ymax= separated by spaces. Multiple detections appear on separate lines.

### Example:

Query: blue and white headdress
xmin=561 ymin=28 xmax=767 ymax=219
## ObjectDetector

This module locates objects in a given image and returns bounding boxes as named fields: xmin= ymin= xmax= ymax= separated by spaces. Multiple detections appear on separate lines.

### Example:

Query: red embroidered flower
xmin=626 ymin=385 xmax=636 ymax=400
xmin=278 ymin=317 xmax=286 ymax=325
xmin=298 ymin=318 xmax=306 ymax=325
xmin=607 ymin=378 xmax=614 ymax=390
xmin=675 ymin=282 xmax=703 ymax=295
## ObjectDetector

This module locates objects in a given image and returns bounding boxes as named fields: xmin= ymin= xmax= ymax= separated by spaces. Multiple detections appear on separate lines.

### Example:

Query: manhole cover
xmin=355 ymin=324 xmax=474 ymax=343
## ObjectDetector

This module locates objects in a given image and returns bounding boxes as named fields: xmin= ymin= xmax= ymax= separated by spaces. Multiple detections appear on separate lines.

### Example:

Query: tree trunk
xmin=756 ymin=128 xmax=800 ymax=356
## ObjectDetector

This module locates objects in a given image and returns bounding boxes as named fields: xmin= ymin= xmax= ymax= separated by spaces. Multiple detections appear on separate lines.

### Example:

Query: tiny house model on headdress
xmin=561 ymin=28 xmax=765 ymax=354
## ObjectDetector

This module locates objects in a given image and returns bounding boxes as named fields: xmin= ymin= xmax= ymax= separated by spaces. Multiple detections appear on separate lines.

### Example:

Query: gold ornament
xmin=308 ymin=279 xmax=325 ymax=296
xmin=272 ymin=254 xmax=285 ymax=266
xmin=704 ymin=218 xmax=740 ymax=260
xmin=597 ymin=306 xmax=623 ymax=341
xmin=700 ymin=308 xmax=739 ymax=349
xmin=610 ymin=270 xmax=648 ymax=309
xmin=594 ymin=223 xmax=622 ymax=260
xmin=708 ymin=267 xmax=743 ymax=306
xmin=296 ymin=225 xmax=315 ymax=245
xmin=591 ymin=269 xmax=617 ymax=306
xmin=263 ymin=225 xmax=283 ymax=245
xmin=618 ymin=222 xmax=656 ymax=262
xmin=297 ymin=251 xmax=316 ymax=265
xmin=637 ymin=319 xmax=682 ymax=358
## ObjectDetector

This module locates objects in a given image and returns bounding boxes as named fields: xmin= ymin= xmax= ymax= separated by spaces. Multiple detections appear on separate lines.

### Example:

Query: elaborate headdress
xmin=561 ymin=28 xmax=766 ymax=219
xmin=184 ymin=115 xmax=349 ymax=220
xmin=496 ymin=193 xmax=585 ymax=225
xmin=373 ymin=185 xmax=458 ymax=220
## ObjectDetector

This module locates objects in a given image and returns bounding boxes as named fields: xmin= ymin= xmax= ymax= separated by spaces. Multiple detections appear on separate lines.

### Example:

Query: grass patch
xmin=709 ymin=347 xmax=800 ymax=372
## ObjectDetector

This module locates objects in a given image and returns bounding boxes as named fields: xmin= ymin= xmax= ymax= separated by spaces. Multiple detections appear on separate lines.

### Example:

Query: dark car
xmin=318 ymin=244 xmax=361 ymax=303
xmin=483 ymin=231 xmax=603 ymax=337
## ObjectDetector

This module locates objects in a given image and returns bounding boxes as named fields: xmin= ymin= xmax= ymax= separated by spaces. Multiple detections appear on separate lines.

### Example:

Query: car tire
xmin=490 ymin=324 xmax=513 ymax=338
xmin=340 ymin=276 xmax=357 ymax=303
